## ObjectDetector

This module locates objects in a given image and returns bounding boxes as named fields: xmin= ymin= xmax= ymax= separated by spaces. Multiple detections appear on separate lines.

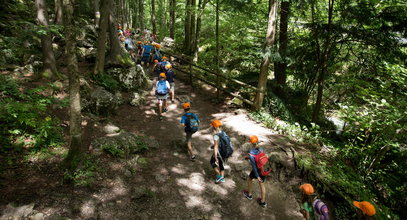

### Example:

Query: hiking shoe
xmin=243 ymin=190 xmax=253 ymax=200
xmin=220 ymin=178 xmax=225 ymax=183
xmin=257 ymin=198 xmax=267 ymax=208
xmin=215 ymin=175 xmax=224 ymax=184
xmin=190 ymin=155 xmax=196 ymax=161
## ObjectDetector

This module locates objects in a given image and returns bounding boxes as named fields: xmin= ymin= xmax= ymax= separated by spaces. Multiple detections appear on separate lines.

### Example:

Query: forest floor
xmin=0 ymin=64 xmax=306 ymax=220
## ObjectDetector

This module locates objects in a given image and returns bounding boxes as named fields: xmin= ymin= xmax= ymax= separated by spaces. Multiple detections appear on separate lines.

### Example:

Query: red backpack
xmin=249 ymin=151 xmax=272 ymax=176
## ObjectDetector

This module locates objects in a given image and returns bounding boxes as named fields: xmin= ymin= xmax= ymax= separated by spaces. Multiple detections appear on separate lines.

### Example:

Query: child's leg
xmin=259 ymin=181 xmax=266 ymax=203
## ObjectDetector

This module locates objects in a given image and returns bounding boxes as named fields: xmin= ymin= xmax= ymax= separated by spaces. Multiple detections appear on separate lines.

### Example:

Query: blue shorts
xmin=141 ymin=55 xmax=150 ymax=62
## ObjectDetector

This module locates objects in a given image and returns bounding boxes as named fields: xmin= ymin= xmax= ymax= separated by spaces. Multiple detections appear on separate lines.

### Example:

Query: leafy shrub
xmin=63 ymin=156 xmax=97 ymax=187
xmin=91 ymin=73 xmax=120 ymax=92
xmin=101 ymin=144 xmax=124 ymax=157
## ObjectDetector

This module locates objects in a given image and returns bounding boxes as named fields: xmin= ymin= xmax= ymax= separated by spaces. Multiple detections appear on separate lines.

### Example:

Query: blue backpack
xmin=184 ymin=113 xmax=199 ymax=133
xmin=156 ymin=80 xmax=168 ymax=95
xmin=143 ymin=45 xmax=153 ymax=55
xmin=218 ymin=131 xmax=234 ymax=158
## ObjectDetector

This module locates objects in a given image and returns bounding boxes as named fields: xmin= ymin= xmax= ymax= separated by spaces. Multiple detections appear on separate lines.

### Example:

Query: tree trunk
xmin=139 ymin=0 xmax=144 ymax=31
xmin=35 ymin=0 xmax=59 ymax=80
xmin=312 ymin=0 xmax=334 ymax=122
xmin=253 ymin=0 xmax=278 ymax=110
xmin=169 ymin=0 xmax=175 ymax=39
xmin=215 ymin=0 xmax=220 ymax=98
xmin=184 ymin=0 xmax=192 ymax=53
xmin=107 ymin=0 xmax=125 ymax=64
xmin=94 ymin=0 xmax=100 ymax=28
xmin=193 ymin=0 xmax=209 ymax=61
xmin=54 ymin=0 xmax=63 ymax=24
xmin=274 ymin=0 xmax=289 ymax=97
xmin=189 ymin=0 xmax=196 ymax=55
xmin=62 ymin=0 xmax=84 ymax=169
xmin=94 ymin=0 xmax=110 ymax=74
xmin=151 ymin=0 xmax=157 ymax=34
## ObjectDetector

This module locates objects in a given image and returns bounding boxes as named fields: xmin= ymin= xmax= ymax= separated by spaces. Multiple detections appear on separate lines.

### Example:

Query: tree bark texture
xmin=107 ymin=0 xmax=125 ymax=64
xmin=253 ymin=0 xmax=278 ymax=110
xmin=139 ymin=0 xmax=144 ymax=31
xmin=274 ymin=0 xmax=289 ymax=96
xmin=193 ymin=0 xmax=209 ymax=61
xmin=189 ymin=0 xmax=196 ymax=55
xmin=151 ymin=0 xmax=157 ymax=34
xmin=184 ymin=0 xmax=192 ymax=53
xmin=94 ymin=0 xmax=100 ymax=28
xmin=35 ymin=0 xmax=59 ymax=79
xmin=62 ymin=0 xmax=84 ymax=168
xmin=94 ymin=0 xmax=110 ymax=74
xmin=215 ymin=0 xmax=220 ymax=98
xmin=169 ymin=0 xmax=175 ymax=39
xmin=55 ymin=0 xmax=63 ymax=24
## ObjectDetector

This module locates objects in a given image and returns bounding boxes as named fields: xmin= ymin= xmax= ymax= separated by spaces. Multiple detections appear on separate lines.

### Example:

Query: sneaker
xmin=243 ymin=190 xmax=253 ymax=200
xmin=257 ymin=198 xmax=267 ymax=208
xmin=215 ymin=175 xmax=224 ymax=184
xmin=190 ymin=155 xmax=196 ymax=161
xmin=220 ymin=178 xmax=225 ymax=183
xmin=171 ymin=99 xmax=175 ymax=103
xmin=163 ymin=108 xmax=168 ymax=113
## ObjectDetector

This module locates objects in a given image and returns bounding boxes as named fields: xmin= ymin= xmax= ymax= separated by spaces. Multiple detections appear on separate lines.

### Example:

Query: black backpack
xmin=184 ymin=113 xmax=199 ymax=133
xmin=218 ymin=131 xmax=234 ymax=158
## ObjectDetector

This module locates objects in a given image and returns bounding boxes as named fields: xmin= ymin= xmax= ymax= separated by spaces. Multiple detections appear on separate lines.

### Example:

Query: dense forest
xmin=0 ymin=0 xmax=406 ymax=219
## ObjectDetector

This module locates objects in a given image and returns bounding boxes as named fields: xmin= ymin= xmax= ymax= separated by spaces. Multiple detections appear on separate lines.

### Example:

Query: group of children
xmin=120 ymin=28 xmax=378 ymax=219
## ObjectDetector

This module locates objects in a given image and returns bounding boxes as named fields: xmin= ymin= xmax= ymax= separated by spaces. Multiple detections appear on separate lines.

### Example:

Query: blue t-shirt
xmin=181 ymin=112 xmax=199 ymax=125
xmin=143 ymin=45 xmax=153 ymax=56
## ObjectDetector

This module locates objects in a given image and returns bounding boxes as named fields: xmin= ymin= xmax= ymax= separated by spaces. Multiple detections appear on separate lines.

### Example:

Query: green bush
xmin=91 ymin=73 xmax=120 ymax=92
xmin=63 ymin=156 xmax=97 ymax=187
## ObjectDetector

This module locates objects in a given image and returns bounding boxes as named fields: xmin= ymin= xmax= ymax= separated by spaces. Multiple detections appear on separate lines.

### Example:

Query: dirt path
xmin=0 ymin=65 xmax=305 ymax=220
xmin=105 ymin=66 xmax=304 ymax=219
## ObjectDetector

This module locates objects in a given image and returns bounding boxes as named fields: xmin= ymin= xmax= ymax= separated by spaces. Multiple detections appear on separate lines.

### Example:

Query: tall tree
xmin=151 ymin=0 xmax=157 ymax=34
xmin=274 ymin=0 xmax=289 ymax=96
xmin=94 ymin=0 xmax=110 ymax=74
xmin=139 ymin=0 xmax=144 ymax=31
xmin=94 ymin=0 xmax=100 ymax=28
xmin=189 ymin=0 xmax=196 ymax=55
xmin=62 ymin=0 xmax=83 ymax=168
xmin=312 ymin=0 xmax=335 ymax=122
xmin=193 ymin=0 xmax=209 ymax=60
xmin=184 ymin=0 xmax=192 ymax=53
xmin=169 ymin=0 xmax=176 ymax=39
xmin=35 ymin=0 xmax=59 ymax=79
xmin=107 ymin=0 xmax=126 ymax=64
xmin=54 ymin=0 xmax=63 ymax=24
xmin=253 ymin=0 xmax=278 ymax=110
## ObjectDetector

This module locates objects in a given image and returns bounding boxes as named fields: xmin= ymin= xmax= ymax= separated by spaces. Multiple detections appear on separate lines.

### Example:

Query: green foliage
xmin=91 ymin=73 xmax=120 ymax=92
xmin=101 ymin=144 xmax=124 ymax=157
xmin=63 ymin=156 xmax=97 ymax=187
xmin=0 ymin=75 xmax=63 ymax=151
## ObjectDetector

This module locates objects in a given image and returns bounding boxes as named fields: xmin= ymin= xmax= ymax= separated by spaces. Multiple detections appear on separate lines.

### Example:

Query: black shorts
xmin=249 ymin=170 xmax=266 ymax=182
xmin=210 ymin=155 xmax=224 ymax=171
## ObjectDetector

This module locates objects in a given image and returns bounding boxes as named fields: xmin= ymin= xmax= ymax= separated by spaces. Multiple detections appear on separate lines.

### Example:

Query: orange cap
xmin=249 ymin=135 xmax=259 ymax=143
xmin=144 ymin=41 xmax=148 ymax=44
xmin=353 ymin=201 xmax=376 ymax=216
xmin=154 ymin=59 xmax=159 ymax=63
xmin=159 ymin=73 xmax=166 ymax=78
xmin=137 ymin=41 xmax=141 ymax=44
xmin=210 ymin=120 xmax=222 ymax=128
xmin=162 ymin=56 xmax=168 ymax=60
xmin=182 ymin=103 xmax=190 ymax=109
xmin=299 ymin=183 xmax=314 ymax=195
xmin=165 ymin=64 xmax=172 ymax=69
xmin=155 ymin=44 xmax=161 ymax=48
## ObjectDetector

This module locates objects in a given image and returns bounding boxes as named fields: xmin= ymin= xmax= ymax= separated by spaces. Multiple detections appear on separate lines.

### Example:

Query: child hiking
xmin=299 ymin=183 xmax=330 ymax=220
xmin=180 ymin=103 xmax=200 ymax=161
xmin=210 ymin=120 xmax=233 ymax=184
xmin=164 ymin=64 xmax=175 ymax=103
xmin=243 ymin=135 xmax=271 ymax=208
xmin=155 ymin=73 xmax=170 ymax=120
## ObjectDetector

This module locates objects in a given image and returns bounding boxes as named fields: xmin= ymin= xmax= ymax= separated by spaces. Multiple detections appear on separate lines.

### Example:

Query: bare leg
xmin=221 ymin=170 xmax=225 ymax=177
xmin=246 ymin=178 xmax=253 ymax=195
xmin=187 ymin=140 xmax=194 ymax=156
xmin=214 ymin=167 xmax=220 ymax=176
xmin=171 ymin=90 xmax=175 ymax=101
xmin=259 ymin=181 xmax=266 ymax=203
xmin=158 ymin=102 xmax=162 ymax=116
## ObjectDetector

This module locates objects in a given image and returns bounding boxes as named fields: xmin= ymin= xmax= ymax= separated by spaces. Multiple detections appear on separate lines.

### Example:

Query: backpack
xmin=144 ymin=45 xmax=152 ymax=54
xmin=249 ymin=150 xmax=272 ymax=176
xmin=154 ymin=49 xmax=162 ymax=60
xmin=313 ymin=199 xmax=329 ymax=217
xmin=184 ymin=113 xmax=199 ymax=133
xmin=156 ymin=80 xmax=168 ymax=95
xmin=218 ymin=131 xmax=234 ymax=158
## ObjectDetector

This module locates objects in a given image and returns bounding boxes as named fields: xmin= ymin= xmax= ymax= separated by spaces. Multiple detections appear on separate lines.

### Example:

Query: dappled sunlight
xmin=80 ymin=199 xmax=96 ymax=218
xmin=176 ymin=172 xmax=206 ymax=192
xmin=183 ymin=195 xmax=213 ymax=211
xmin=171 ymin=164 xmax=187 ymax=175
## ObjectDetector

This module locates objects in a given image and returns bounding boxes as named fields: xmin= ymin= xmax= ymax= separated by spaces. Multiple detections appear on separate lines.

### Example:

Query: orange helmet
xmin=144 ymin=41 xmax=148 ymax=44
xmin=154 ymin=59 xmax=159 ymax=63
xmin=155 ymin=44 xmax=161 ymax=49
xmin=210 ymin=120 xmax=222 ymax=128
xmin=137 ymin=41 xmax=142 ymax=44
xmin=182 ymin=103 xmax=190 ymax=109
xmin=353 ymin=201 xmax=376 ymax=216
xmin=159 ymin=73 xmax=166 ymax=78
xmin=299 ymin=184 xmax=314 ymax=195
xmin=165 ymin=64 xmax=172 ymax=70
xmin=249 ymin=135 xmax=259 ymax=144
xmin=162 ymin=56 xmax=168 ymax=61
